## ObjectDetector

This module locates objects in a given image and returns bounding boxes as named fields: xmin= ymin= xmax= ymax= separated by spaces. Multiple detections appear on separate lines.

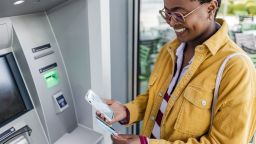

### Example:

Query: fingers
xmin=104 ymin=99 xmax=113 ymax=105
xmin=111 ymin=134 xmax=137 ymax=144
xmin=109 ymin=116 xmax=122 ymax=124
xmin=111 ymin=134 xmax=123 ymax=144
xmin=111 ymin=134 xmax=128 ymax=144
xmin=111 ymin=134 xmax=125 ymax=140
xmin=117 ymin=134 xmax=134 ymax=139
xmin=96 ymin=110 xmax=101 ymax=116
xmin=109 ymin=110 xmax=127 ymax=124
xmin=96 ymin=111 xmax=103 ymax=119
xmin=96 ymin=112 xmax=126 ymax=125
xmin=96 ymin=111 xmax=108 ymax=122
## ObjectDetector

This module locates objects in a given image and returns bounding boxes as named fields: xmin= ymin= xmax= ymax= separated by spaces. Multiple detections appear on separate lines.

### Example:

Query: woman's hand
xmin=96 ymin=99 xmax=127 ymax=124
xmin=111 ymin=134 xmax=140 ymax=144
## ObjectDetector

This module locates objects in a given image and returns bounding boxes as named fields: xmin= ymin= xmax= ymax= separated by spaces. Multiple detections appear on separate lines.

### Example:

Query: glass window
xmin=138 ymin=0 xmax=176 ymax=94
xmin=218 ymin=0 xmax=256 ymax=66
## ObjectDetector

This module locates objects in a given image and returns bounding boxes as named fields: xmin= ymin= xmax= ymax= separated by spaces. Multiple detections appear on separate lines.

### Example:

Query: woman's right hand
xmin=96 ymin=99 xmax=127 ymax=124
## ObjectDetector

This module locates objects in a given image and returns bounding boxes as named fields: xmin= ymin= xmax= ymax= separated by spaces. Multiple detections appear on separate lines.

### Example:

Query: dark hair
xmin=199 ymin=0 xmax=222 ymax=17
xmin=198 ymin=0 xmax=221 ymax=6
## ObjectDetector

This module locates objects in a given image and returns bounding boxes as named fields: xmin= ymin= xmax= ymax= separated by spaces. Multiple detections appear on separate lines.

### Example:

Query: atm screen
xmin=0 ymin=54 xmax=32 ymax=127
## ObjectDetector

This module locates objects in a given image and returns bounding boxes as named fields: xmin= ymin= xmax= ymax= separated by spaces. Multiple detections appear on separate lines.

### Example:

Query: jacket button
xmin=151 ymin=116 xmax=155 ymax=121
xmin=159 ymin=92 xmax=163 ymax=97
xmin=201 ymin=100 xmax=207 ymax=106
xmin=172 ymin=95 xmax=176 ymax=100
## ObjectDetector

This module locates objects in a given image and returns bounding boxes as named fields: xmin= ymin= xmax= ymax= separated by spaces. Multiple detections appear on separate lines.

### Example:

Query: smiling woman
xmin=102 ymin=0 xmax=256 ymax=144
xmin=162 ymin=0 xmax=220 ymax=43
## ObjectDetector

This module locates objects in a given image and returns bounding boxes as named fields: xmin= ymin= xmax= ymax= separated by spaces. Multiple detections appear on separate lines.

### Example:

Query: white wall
xmin=109 ymin=0 xmax=129 ymax=134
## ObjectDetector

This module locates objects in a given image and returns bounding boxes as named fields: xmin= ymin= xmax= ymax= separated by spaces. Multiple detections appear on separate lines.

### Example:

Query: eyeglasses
xmin=159 ymin=4 xmax=204 ymax=25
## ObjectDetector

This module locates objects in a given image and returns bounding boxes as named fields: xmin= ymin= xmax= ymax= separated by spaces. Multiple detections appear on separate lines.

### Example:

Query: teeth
xmin=174 ymin=28 xmax=186 ymax=33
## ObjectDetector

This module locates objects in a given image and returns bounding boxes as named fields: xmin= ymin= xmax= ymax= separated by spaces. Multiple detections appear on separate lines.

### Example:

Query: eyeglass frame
xmin=159 ymin=4 xmax=205 ymax=24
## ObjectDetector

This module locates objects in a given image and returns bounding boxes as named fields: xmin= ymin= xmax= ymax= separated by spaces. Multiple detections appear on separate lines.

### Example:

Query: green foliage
xmin=246 ymin=0 xmax=256 ymax=3
xmin=246 ymin=2 xmax=256 ymax=15
xmin=227 ymin=3 xmax=234 ymax=15
xmin=233 ymin=3 xmax=247 ymax=11
xmin=225 ymin=0 xmax=256 ymax=15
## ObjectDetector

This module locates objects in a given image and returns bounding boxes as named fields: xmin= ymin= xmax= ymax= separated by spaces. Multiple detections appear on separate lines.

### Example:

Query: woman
xmin=99 ymin=0 xmax=256 ymax=143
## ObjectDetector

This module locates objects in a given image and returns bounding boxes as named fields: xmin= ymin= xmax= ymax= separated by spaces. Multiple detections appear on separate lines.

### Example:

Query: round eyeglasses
xmin=159 ymin=4 xmax=204 ymax=26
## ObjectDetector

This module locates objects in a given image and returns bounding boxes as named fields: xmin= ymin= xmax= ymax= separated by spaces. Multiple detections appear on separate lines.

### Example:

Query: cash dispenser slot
xmin=39 ymin=63 xmax=60 ymax=88
xmin=43 ymin=69 xmax=60 ymax=88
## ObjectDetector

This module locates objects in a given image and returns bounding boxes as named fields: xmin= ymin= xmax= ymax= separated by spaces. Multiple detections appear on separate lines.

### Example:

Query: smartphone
xmin=85 ymin=90 xmax=114 ymax=121
xmin=96 ymin=115 xmax=118 ymax=136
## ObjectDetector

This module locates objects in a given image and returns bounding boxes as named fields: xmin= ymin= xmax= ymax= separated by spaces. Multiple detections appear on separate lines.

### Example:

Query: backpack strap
xmin=210 ymin=53 xmax=255 ymax=143
xmin=210 ymin=53 xmax=244 ymax=127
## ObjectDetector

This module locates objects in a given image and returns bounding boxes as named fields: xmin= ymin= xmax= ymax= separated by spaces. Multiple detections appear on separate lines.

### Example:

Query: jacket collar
xmin=167 ymin=18 xmax=229 ymax=55
xmin=203 ymin=18 xmax=229 ymax=55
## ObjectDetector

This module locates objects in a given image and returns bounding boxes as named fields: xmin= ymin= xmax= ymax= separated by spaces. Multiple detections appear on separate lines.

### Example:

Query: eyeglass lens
xmin=160 ymin=10 xmax=185 ymax=24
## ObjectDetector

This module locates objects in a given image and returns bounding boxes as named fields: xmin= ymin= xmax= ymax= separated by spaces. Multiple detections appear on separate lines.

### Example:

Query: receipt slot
xmin=53 ymin=92 xmax=69 ymax=114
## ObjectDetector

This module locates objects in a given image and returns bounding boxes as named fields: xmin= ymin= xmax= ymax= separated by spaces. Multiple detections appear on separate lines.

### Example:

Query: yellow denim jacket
xmin=125 ymin=19 xmax=256 ymax=143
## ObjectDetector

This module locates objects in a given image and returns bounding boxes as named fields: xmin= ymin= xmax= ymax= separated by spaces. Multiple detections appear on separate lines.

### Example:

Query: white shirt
xmin=167 ymin=43 xmax=193 ymax=95
xmin=152 ymin=43 xmax=194 ymax=139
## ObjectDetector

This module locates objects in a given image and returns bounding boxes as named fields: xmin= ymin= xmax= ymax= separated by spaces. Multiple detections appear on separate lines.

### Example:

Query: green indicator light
xmin=43 ymin=69 xmax=60 ymax=88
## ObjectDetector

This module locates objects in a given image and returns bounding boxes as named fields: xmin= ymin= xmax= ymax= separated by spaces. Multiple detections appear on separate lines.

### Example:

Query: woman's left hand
xmin=111 ymin=134 xmax=141 ymax=144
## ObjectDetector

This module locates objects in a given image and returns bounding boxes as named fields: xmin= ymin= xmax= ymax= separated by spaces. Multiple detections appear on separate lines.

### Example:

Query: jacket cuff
xmin=119 ymin=106 xmax=130 ymax=125
xmin=139 ymin=136 xmax=148 ymax=144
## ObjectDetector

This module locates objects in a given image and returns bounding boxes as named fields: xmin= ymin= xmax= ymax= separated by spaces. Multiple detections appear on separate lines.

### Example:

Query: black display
xmin=0 ymin=53 xmax=33 ymax=127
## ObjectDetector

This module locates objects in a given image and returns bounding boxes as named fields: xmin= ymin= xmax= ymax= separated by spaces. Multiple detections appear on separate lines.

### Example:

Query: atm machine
xmin=0 ymin=0 xmax=104 ymax=144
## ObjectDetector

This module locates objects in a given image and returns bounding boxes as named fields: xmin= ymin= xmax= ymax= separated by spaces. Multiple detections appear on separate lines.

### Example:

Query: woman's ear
xmin=207 ymin=0 xmax=218 ymax=20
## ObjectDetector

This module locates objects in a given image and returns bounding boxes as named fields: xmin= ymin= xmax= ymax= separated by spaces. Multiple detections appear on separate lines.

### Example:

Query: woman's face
xmin=164 ymin=0 xmax=212 ymax=42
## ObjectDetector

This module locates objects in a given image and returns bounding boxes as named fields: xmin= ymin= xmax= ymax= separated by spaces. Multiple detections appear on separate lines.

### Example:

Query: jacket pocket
xmin=174 ymin=85 xmax=213 ymax=136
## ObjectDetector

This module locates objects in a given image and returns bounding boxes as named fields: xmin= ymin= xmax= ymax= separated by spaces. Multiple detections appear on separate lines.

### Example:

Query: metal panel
xmin=0 ymin=110 xmax=49 ymax=144
xmin=11 ymin=13 xmax=77 ymax=143
xmin=46 ymin=0 xmax=92 ymax=128
xmin=0 ymin=18 xmax=12 ymax=49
